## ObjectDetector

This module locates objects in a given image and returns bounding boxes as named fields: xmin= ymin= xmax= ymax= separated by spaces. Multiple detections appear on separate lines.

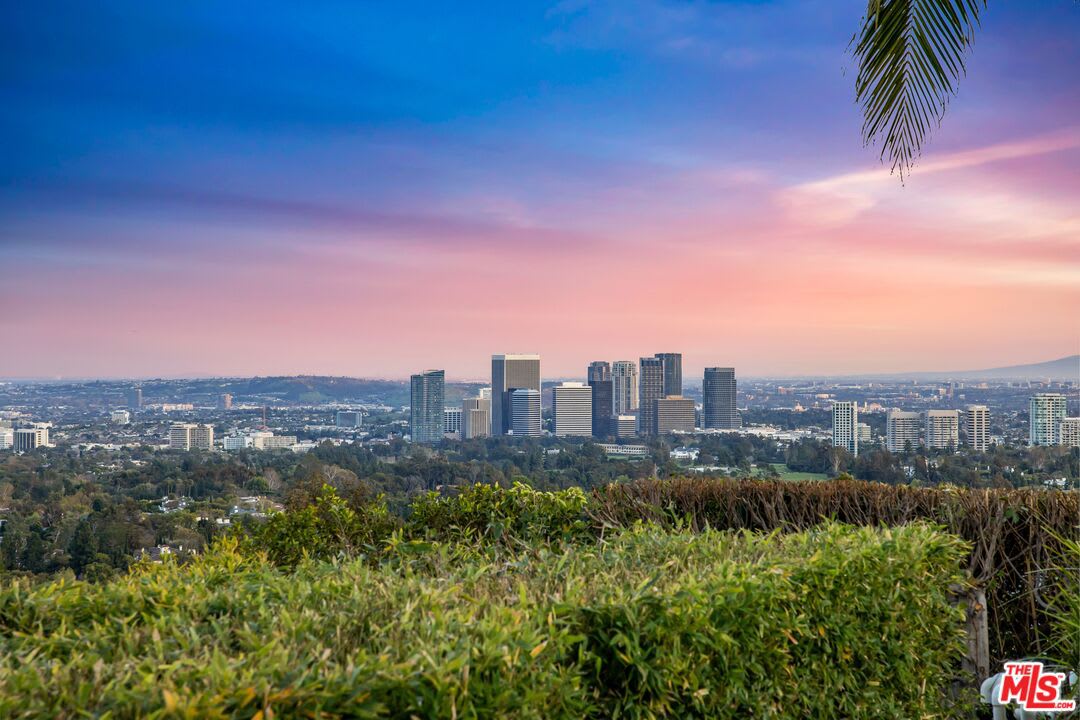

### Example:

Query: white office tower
xmin=857 ymin=422 xmax=872 ymax=445
xmin=462 ymin=395 xmax=491 ymax=439
xmin=443 ymin=407 xmax=462 ymax=438
xmin=1030 ymin=394 xmax=1067 ymax=446
xmin=13 ymin=424 xmax=51 ymax=451
xmin=169 ymin=423 xmax=196 ymax=450
xmin=886 ymin=411 xmax=921 ymax=453
xmin=611 ymin=361 xmax=638 ymax=414
xmin=832 ymin=401 xmax=858 ymax=455
xmin=510 ymin=388 xmax=542 ymax=437
xmin=965 ymin=405 xmax=990 ymax=451
xmin=552 ymin=382 xmax=593 ymax=437
xmin=170 ymin=423 xmax=214 ymax=451
xmin=111 ymin=410 xmax=131 ymax=425
xmin=0 ymin=428 xmax=13 ymax=450
xmin=223 ymin=435 xmax=252 ymax=450
xmin=925 ymin=410 xmax=960 ymax=450
xmin=1062 ymin=417 xmax=1080 ymax=448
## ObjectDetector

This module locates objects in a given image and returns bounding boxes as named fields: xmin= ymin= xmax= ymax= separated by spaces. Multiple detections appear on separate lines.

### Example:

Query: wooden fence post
xmin=964 ymin=587 xmax=990 ymax=684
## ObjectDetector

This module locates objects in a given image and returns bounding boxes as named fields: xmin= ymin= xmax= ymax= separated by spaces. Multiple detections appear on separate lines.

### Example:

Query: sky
xmin=1 ymin=0 xmax=1078 ymax=380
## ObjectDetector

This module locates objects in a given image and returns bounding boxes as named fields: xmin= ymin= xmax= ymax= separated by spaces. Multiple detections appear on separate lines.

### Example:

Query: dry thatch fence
xmin=590 ymin=477 xmax=1079 ymax=673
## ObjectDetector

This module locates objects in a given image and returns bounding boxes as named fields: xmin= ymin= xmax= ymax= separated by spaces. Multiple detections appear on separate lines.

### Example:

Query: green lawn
xmin=768 ymin=463 xmax=829 ymax=482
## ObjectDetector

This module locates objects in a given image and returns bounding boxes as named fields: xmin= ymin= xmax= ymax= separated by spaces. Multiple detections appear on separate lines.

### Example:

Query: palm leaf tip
xmin=853 ymin=0 xmax=985 ymax=180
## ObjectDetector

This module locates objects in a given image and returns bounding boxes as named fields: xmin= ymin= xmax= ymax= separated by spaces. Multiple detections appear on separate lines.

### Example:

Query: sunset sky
xmin=2 ymin=1 xmax=1078 ymax=380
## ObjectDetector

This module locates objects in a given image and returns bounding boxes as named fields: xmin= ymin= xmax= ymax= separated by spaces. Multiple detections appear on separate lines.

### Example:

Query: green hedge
xmin=0 ymin=523 xmax=968 ymax=719
xmin=407 ymin=481 xmax=590 ymax=545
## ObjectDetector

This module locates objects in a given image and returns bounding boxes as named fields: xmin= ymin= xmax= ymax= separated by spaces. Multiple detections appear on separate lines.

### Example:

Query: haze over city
xmin=2 ymin=1 xmax=1078 ymax=379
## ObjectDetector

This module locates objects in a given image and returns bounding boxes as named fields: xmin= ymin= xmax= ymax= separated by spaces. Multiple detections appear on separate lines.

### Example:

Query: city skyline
xmin=2 ymin=2 xmax=1078 ymax=378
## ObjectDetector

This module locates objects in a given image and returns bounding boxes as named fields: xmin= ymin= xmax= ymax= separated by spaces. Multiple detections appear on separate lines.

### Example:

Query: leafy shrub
xmin=0 ymin=523 xmax=968 ymax=718
xmin=407 ymin=481 xmax=590 ymax=546
xmin=592 ymin=475 xmax=1080 ymax=666
xmin=241 ymin=483 xmax=400 ymax=566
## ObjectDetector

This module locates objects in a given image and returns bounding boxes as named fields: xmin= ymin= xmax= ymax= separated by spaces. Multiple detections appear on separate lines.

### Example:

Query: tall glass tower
xmin=410 ymin=369 xmax=445 ymax=443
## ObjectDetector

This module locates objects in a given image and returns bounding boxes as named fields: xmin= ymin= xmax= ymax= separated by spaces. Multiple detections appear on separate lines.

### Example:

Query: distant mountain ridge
xmin=869 ymin=355 xmax=1079 ymax=381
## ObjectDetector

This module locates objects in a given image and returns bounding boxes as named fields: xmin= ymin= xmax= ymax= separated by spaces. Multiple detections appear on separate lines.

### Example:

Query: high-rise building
xmin=110 ymin=409 xmax=131 ymax=425
xmin=169 ymin=423 xmax=213 ymax=451
xmin=13 ymin=425 xmax=51 ymax=452
xmin=1062 ymin=417 xmax=1080 ymax=448
xmin=218 ymin=393 xmax=233 ymax=410
xmin=965 ymin=405 xmax=990 ymax=451
xmin=612 ymin=361 xmax=638 ymax=414
xmin=510 ymin=388 xmax=542 ymax=437
xmin=0 ymin=428 xmax=13 ymax=450
xmin=409 ymin=369 xmax=445 ymax=444
xmin=655 ymin=396 xmax=695 ymax=434
xmin=654 ymin=353 xmax=682 ymax=397
xmin=886 ymin=410 xmax=921 ymax=453
xmin=193 ymin=424 xmax=214 ymax=450
xmin=1030 ymin=394 xmax=1067 ymax=446
xmin=589 ymin=379 xmax=613 ymax=437
xmin=552 ymin=382 xmax=593 ymax=437
xmin=638 ymin=357 xmax=665 ymax=436
xmin=443 ymin=407 xmax=462 ymax=438
xmin=614 ymin=415 xmax=637 ymax=438
xmin=587 ymin=361 xmax=611 ymax=383
xmin=832 ymin=401 xmax=858 ymax=455
xmin=491 ymin=355 xmax=541 ymax=435
xmin=335 ymin=410 xmax=363 ymax=428
xmin=925 ymin=410 xmax=959 ymax=450
xmin=702 ymin=367 xmax=739 ymax=429
xmin=126 ymin=387 xmax=143 ymax=411
xmin=462 ymin=395 xmax=491 ymax=439
xmin=857 ymin=422 xmax=872 ymax=445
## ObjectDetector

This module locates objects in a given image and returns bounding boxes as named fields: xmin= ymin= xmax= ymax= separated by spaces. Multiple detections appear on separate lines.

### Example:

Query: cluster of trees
xmin=2 ymin=430 xmax=1074 ymax=579
xmin=785 ymin=438 xmax=1078 ymax=488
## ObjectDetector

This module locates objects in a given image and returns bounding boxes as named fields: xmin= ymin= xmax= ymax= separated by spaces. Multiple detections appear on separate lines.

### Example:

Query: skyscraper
xmin=702 ymin=367 xmax=739 ymax=429
xmin=832 ymin=401 xmax=858 ymax=455
xmin=409 ymin=369 xmax=445 ymax=444
xmin=218 ymin=393 xmax=233 ymax=410
xmin=638 ymin=357 xmax=664 ymax=437
xmin=126 ymin=387 xmax=143 ymax=411
xmin=461 ymin=395 xmax=491 ymax=439
xmin=491 ymin=354 xmax=541 ymax=435
xmin=886 ymin=410 xmax=921 ymax=452
xmin=925 ymin=410 xmax=959 ymax=450
xmin=611 ymin=361 xmax=638 ymax=414
xmin=552 ymin=382 xmax=593 ymax=436
xmin=588 ymin=374 xmax=613 ymax=437
xmin=510 ymin=388 xmax=542 ymax=437
xmin=655 ymin=396 xmax=695 ymax=434
xmin=654 ymin=353 xmax=682 ymax=397
xmin=965 ymin=405 xmax=990 ymax=451
xmin=587 ymin=361 xmax=611 ymax=383
xmin=1030 ymin=393 xmax=1067 ymax=446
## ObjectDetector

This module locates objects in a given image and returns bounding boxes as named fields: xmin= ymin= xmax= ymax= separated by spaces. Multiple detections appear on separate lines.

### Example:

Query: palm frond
xmin=852 ymin=0 xmax=985 ymax=179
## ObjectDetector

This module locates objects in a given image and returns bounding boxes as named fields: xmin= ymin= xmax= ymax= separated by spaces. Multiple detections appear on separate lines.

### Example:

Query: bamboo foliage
xmin=590 ymin=476 xmax=1079 ymax=666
